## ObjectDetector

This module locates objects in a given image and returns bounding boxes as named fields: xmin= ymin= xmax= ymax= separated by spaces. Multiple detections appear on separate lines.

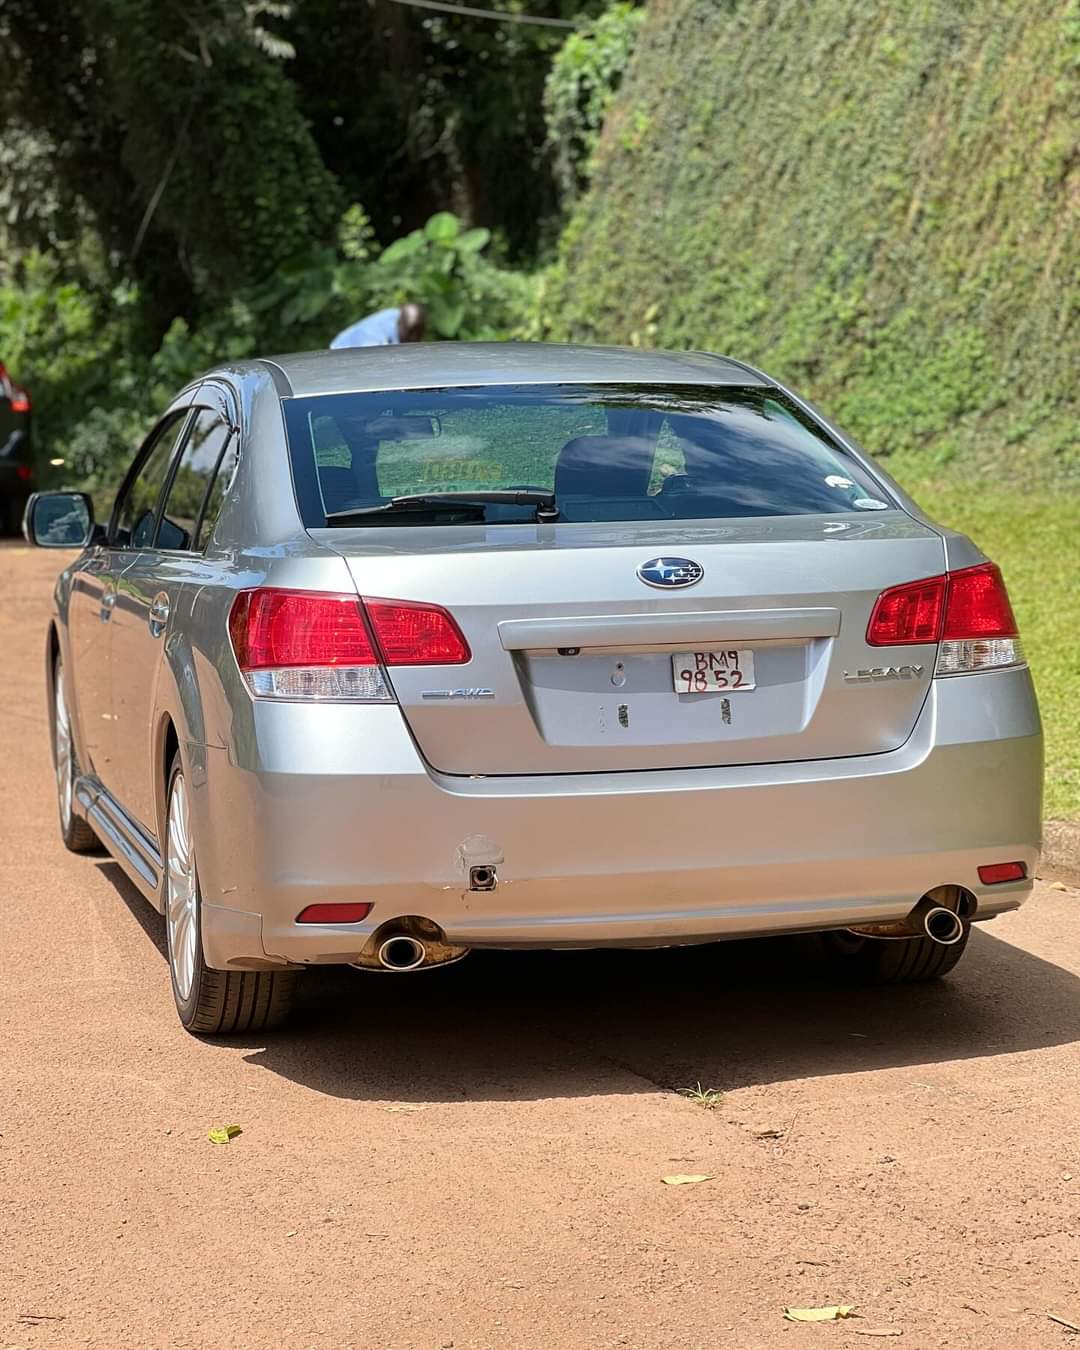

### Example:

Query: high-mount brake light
xmin=866 ymin=562 xmax=1023 ymax=675
xmin=228 ymin=589 xmax=469 ymax=700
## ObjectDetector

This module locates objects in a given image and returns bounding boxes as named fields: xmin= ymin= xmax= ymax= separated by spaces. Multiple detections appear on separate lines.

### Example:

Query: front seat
xmin=553 ymin=435 xmax=655 ymax=501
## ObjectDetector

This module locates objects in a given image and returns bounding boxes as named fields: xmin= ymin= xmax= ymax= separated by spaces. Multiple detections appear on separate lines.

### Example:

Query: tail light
xmin=867 ymin=563 xmax=1023 ymax=675
xmin=228 ymin=588 xmax=469 ymax=701
xmin=9 ymin=383 xmax=31 ymax=413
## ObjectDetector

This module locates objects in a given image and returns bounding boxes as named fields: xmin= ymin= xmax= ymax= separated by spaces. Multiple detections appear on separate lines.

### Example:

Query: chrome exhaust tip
xmin=922 ymin=906 xmax=965 ymax=946
xmin=377 ymin=935 xmax=428 ymax=971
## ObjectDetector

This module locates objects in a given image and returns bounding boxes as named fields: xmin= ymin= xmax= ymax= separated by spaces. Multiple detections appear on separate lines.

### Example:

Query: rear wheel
xmin=815 ymin=925 xmax=970 ymax=984
xmin=164 ymin=755 xmax=296 ymax=1034
xmin=53 ymin=659 xmax=99 ymax=852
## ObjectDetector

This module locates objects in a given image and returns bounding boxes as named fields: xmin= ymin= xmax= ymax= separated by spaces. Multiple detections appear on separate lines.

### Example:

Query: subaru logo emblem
xmin=636 ymin=557 xmax=704 ymax=589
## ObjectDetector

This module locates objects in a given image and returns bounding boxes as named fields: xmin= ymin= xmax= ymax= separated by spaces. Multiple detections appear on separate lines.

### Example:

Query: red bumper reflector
xmin=296 ymin=902 xmax=373 ymax=924
xmin=977 ymin=862 xmax=1027 ymax=885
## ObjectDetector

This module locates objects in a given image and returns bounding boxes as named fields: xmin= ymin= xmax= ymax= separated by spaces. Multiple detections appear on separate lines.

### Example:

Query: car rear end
xmin=0 ymin=363 xmax=34 ymax=534
xmin=192 ymin=354 xmax=1041 ymax=973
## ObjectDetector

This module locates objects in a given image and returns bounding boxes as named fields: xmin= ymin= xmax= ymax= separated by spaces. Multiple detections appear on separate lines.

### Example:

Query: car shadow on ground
xmin=246 ymin=930 xmax=1080 ymax=1102
xmin=97 ymin=861 xmax=169 ymax=960
xmin=98 ymin=860 xmax=1080 ymax=1103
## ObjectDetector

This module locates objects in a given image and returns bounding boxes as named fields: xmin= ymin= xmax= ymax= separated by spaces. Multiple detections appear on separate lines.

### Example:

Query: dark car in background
xmin=0 ymin=362 xmax=35 ymax=534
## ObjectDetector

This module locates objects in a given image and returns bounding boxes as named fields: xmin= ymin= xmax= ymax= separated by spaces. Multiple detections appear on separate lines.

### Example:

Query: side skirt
xmin=74 ymin=775 xmax=164 ymax=912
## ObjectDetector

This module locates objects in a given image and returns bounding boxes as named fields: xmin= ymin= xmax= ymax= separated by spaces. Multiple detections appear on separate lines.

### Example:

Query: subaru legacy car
xmin=25 ymin=344 xmax=1041 ymax=1033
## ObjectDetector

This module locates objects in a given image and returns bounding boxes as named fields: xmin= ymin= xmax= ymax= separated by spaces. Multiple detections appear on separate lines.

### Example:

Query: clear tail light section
xmin=228 ymin=589 xmax=469 ymax=701
xmin=867 ymin=562 xmax=1023 ymax=675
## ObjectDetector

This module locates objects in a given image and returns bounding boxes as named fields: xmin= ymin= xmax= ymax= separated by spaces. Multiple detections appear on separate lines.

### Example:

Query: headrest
xmin=554 ymin=435 xmax=654 ymax=499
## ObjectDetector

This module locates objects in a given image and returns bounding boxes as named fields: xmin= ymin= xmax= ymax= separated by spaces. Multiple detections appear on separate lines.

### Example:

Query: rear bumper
xmin=189 ymin=667 xmax=1042 ymax=969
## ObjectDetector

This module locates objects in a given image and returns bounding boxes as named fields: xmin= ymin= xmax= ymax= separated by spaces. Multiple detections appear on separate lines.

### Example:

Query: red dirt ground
xmin=2 ymin=540 xmax=1077 ymax=1349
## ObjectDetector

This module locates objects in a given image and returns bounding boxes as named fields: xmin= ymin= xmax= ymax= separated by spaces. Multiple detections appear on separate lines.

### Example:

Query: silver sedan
xmin=26 ymin=343 xmax=1042 ymax=1032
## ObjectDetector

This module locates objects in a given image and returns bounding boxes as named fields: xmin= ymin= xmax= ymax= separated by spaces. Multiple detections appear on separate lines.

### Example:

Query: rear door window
xmin=112 ymin=412 xmax=190 ymax=547
xmin=157 ymin=409 xmax=236 ymax=551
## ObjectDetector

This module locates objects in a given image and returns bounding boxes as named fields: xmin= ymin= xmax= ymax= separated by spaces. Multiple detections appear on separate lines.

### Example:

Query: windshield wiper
xmin=325 ymin=490 xmax=559 ymax=524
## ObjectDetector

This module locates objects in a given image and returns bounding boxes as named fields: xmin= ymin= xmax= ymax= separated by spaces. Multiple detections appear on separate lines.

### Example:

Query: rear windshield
xmin=282 ymin=382 xmax=892 ymax=526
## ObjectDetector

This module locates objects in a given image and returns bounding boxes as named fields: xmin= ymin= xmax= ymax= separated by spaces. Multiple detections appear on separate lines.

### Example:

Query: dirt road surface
xmin=2 ymin=540 xmax=1078 ymax=1350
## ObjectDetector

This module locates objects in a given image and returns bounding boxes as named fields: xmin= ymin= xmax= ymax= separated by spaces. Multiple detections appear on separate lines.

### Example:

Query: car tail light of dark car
xmin=866 ymin=562 xmax=1023 ymax=675
xmin=0 ymin=364 xmax=31 ymax=413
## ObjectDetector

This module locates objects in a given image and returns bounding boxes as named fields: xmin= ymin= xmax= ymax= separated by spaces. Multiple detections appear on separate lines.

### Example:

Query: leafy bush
xmin=0 ymin=211 xmax=538 ymax=502
xmin=544 ymin=2 xmax=645 ymax=200
xmin=250 ymin=209 xmax=534 ymax=346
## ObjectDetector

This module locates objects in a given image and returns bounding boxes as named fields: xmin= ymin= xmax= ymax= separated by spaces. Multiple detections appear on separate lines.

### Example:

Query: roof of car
xmin=246 ymin=341 xmax=767 ymax=398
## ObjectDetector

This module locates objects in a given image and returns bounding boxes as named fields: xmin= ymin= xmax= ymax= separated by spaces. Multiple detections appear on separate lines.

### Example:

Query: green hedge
xmin=546 ymin=0 xmax=1080 ymax=479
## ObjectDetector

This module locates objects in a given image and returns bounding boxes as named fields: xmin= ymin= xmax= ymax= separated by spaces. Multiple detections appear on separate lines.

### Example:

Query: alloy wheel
xmin=54 ymin=664 xmax=73 ymax=832
xmin=165 ymin=772 xmax=198 ymax=1002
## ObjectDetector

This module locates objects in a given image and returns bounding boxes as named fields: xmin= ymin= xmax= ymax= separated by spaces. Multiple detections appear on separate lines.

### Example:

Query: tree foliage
xmin=544 ymin=2 xmax=645 ymax=200
xmin=0 ymin=210 xmax=533 ymax=499
xmin=0 ymin=0 xmax=342 ymax=326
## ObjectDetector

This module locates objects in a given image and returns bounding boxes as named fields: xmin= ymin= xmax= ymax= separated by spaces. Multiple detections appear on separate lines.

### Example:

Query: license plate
xmin=671 ymin=649 xmax=756 ymax=694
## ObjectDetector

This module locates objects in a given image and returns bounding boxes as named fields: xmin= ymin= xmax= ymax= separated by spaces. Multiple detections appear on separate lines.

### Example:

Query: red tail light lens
xmin=941 ymin=563 xmax=1017 ymax=639
xmin=867 ymin=562 xmax=1023 ymax=675
xmin=365 ymin=598 xmax=471 ymax=665
xmin=228 ymin=589 xmax=387 ymax=701
xmin=228 ymin=589 xmax=470 ymax=699
xmin=9 ymin=384 xmax=31 ymax=413
xmin=15 ymin=464 xmax=33 ymax=482
xmin=866 ymin=575 xmax=946 ymax=645
xmin=229 ymin=590 xmax=377 ymax=669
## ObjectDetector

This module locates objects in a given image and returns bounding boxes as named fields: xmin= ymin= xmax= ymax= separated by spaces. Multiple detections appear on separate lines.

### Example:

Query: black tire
xmin=53 ymin=659 xmax=100 ymax=853
xmin=815 ymin=924 xmax=970 ymax=985
xmin=163 ymin=755 xmax=296 ymax=1034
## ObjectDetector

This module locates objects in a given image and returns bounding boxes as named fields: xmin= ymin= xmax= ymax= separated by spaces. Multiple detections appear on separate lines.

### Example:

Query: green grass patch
xmin=895 ymin=466 xmax=1080 ymax=821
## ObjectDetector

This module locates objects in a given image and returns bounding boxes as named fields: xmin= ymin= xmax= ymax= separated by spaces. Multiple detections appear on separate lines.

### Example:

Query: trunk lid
xmin=316 ymin=513 xmax=945 ymax=776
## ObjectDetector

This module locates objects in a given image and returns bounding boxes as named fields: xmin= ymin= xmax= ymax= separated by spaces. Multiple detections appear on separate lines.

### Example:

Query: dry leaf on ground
xmin=660 ymin=1173 xmax=713 ymax=1186
xmin=207 ymin=1124 xmax=242 ymax=1144
xmin=783 ymin=1305 xmax=855 ymax=1322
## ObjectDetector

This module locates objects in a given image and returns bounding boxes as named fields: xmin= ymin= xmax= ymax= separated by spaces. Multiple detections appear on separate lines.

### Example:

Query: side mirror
xmin=23 ymin=491 xmax=96 ymax=548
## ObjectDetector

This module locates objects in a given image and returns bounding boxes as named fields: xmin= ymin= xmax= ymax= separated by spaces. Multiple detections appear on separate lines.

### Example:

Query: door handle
xmin=99 ymin=589 xmax=116 ymax=623
xmin=148 ymin=592 xmax=170 ymax=638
